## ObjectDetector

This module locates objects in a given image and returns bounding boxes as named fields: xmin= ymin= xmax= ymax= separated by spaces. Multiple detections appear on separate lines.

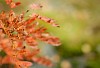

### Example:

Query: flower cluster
xmin=0 ymin=0 xmax=61 ymax=68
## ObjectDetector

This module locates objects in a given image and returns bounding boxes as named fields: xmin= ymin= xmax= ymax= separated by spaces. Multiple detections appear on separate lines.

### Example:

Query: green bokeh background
xmin=0 ymin=0 xmax=100 ymax=68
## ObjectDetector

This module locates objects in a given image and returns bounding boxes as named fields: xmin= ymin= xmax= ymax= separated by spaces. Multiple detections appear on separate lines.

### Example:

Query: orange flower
xmin=0 ymin=0 xmax=61 ymax=68
xmin=5 ymin=0 xmax=21 ymax=8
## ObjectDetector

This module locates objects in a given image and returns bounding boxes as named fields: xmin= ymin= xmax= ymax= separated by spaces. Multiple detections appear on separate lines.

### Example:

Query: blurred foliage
xmin=0 ymin=0 xmax=100 ymax=68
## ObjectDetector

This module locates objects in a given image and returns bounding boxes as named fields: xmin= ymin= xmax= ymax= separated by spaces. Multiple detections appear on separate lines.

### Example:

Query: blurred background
xmin=0 ymin=0 xmax=100 ymax=68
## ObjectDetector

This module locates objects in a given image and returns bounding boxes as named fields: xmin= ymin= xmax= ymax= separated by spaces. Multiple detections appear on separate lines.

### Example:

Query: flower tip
xmin=53 ymin=43 xmax=61 ymax=46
